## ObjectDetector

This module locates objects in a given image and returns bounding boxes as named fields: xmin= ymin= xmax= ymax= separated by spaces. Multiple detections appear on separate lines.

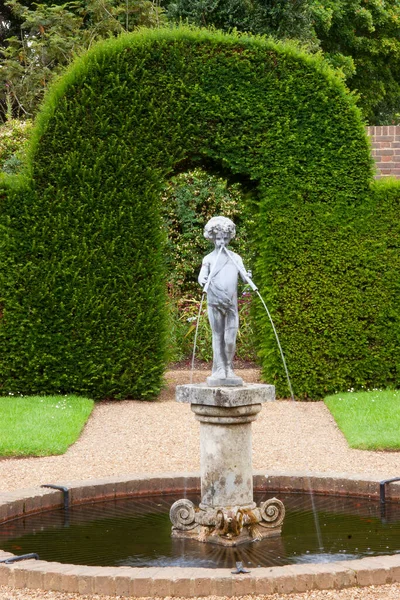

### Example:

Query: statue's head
xmin=204 ymin=216 xmax=236 ymax=247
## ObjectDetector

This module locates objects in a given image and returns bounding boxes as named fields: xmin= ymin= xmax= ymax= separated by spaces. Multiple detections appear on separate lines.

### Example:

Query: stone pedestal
xmin=170 ymin=383 xmax=285 ymax=546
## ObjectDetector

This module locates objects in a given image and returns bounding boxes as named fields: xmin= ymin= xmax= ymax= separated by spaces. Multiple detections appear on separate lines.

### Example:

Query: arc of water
xmin=190 ymin=291 xmax=205 ymax=384
xmin=222 ymin=247 xmax=295 ymax=402
xmin=221 ymin=251 xmax=321 ymax=547
xmin=254 ymin=291 xmax=295 ymax=402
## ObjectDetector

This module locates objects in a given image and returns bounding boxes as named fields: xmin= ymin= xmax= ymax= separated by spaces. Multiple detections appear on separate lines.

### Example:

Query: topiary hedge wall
xmin=352 ymin=178 xmax=400 ymax=392
xmin=0 ymin=27 xmax=383 ymax=399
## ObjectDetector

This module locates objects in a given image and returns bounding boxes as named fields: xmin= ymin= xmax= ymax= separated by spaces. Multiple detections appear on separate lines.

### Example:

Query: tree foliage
xmin=313 ymin=0 xmax=400 ymax=124
xmin=2 ymin=0 xmax=400 ymax=122
xmin=0 ymin=0 xmax=166 ymax=118
xmin=0 ymin=114 xmax=32 ymax=173
xmin=165 ymin=0 xmax=318 ymax=46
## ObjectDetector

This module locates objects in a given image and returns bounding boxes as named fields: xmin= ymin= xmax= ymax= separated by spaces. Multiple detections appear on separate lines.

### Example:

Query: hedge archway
xmin=0 ymin=27 xmax=375 ymax=399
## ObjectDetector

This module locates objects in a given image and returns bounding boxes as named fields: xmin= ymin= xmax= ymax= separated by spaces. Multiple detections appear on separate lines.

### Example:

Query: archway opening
xmin=161 ymin=165 xmax=258 ymax=366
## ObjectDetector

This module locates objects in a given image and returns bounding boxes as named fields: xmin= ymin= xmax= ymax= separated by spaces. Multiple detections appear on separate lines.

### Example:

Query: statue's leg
xmin=224 ymin=310 xmax=239 ymax=378
xmin=208 ymin=305 xmax=227 ymax=378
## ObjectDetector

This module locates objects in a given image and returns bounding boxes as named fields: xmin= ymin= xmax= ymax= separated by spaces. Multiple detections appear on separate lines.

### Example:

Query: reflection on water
xmin=1 ymin=492 xmax=400 ymax=569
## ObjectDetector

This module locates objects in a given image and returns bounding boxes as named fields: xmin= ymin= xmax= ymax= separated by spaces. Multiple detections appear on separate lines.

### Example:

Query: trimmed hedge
xmin=257 ymin=176 xmax=400 ymax=399
xmin=355 ymin=178 xmax=400 ymax=389
xmin=0 ymin=27 xmax=381 ymax=399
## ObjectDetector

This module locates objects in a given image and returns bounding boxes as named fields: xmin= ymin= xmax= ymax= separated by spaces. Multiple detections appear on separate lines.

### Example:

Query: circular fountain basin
xmin=1 ymin=472 xmax=400 ymax=597
xmin=2 ymin=492 xmax=400 ymax=569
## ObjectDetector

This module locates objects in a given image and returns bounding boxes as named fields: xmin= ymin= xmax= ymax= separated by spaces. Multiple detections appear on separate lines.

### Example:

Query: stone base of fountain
xmin=173 ymin=382 xmax=284 ymax=546
xmin=170 ymin=497 xmax=285 ymax=546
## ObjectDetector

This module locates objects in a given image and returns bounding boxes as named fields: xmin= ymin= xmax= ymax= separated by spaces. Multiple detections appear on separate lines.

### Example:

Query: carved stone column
xmin=170 ymin=383 xmax=285 ymax=546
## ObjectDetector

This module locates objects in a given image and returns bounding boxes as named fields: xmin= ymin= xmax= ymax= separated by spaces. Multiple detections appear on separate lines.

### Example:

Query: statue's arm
xmin=198 ymin=259 xmax=210 ymax=287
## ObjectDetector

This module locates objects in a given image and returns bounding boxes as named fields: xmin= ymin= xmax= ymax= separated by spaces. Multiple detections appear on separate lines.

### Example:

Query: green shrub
xmin=258 ymin=174 xmax=400 ymax=399
xmin=0 ymin=27 xmax=375 ymax=399
xmin=351 ymin=177 xmax=400 ymax=390
xmin=161 ymin=167 xmax=257 ymax=363
xmin=162 ymin=168 xmax=253 ymax=297
xmin=167 ymin=291 xmax=257 ymax=364
xmin=0 ymin=119 xmax=32 ymax=174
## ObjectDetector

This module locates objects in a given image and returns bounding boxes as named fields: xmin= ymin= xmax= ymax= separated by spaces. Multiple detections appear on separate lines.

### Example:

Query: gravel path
xmin=2 ymin=585 xmax=400 ymax=600
xmin=1 ymin=370 xmax=400 ymax=492
xmin=1 ymin=369 xmax=400 ymax=600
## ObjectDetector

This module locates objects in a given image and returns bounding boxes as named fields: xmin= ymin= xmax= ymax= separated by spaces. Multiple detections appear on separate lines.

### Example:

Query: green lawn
xmin=324 ymin=389 xmax=400 ymax=450
xmin=0 ymin=395 xmax=94 ymax=456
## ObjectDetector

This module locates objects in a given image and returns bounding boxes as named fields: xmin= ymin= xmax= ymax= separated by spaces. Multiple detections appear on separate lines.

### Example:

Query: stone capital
xmin=191 ymin=402 xmax=262 ymax=424
xmin=176 ymin=383 xmax=275 ymax=407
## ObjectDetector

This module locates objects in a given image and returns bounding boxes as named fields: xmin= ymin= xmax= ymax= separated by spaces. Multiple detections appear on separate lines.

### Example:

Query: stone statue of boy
xmin=198 ymin=216 xmax=251 ymax=386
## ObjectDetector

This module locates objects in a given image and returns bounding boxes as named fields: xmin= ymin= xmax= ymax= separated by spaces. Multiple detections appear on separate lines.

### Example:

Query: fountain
xmin=170 ymin=216 xmax=285 ymax=545
xmin=2 ymin=220 xmax=400 ymax=595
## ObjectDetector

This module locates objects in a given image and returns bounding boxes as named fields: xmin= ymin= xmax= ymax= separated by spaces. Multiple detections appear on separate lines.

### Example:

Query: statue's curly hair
xmin=203 ymin=216 xmax=236 ymax=241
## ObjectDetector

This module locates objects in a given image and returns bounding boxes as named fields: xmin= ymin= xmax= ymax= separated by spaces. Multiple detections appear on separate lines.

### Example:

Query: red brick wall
xmin=367 ymin=125 xmax=400 ymax=179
